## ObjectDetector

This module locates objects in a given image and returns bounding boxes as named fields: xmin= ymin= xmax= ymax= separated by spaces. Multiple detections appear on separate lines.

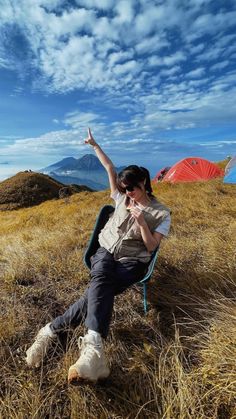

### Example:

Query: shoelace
xmin=78 ymin=336 xmax=101 ymax=359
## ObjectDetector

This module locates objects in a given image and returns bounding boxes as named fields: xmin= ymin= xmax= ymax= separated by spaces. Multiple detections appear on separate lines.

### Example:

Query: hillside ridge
xmin=0 ymin=170 xmax=92 ymax=210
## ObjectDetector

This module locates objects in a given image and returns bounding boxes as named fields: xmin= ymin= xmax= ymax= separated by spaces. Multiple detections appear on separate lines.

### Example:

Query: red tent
xmin=153 ymin=166 xmax=171 ymax=182
xmin=162 ymin=157 xmax=224 ymax=183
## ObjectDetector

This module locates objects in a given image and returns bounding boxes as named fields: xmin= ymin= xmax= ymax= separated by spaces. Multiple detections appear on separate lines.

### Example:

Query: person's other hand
xmin=130 ymin=206 xmax=146 ymax=227
xmin=84 ymin=128 xmax=97 ymax=147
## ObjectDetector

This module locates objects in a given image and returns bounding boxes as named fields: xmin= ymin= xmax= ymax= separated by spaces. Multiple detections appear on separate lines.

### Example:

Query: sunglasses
xmin=121 ymin=185 xmax=135 ymax=192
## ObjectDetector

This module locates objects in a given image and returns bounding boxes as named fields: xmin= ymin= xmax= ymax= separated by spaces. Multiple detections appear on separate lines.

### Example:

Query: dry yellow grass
xmin=0 ymin=180 xmax=235 ymax=418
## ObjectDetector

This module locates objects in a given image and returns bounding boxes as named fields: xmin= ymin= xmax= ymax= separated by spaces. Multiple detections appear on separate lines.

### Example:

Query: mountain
xmin=62 ymin=154 xmax=104 ymax=171
xmin=42 ymin=154 xmax=104 ymax=173
xmin=41 ymin=154 xmax=125 ymax=191
xmin=0 ymin=171 xmax=61 ymax=210
xmin=0 ymin=171 xmax=93 ymax=210
xmin=50 ymin=172 xmax=105 ymax=191
xmin=43 ymin=157 xmax=78 ymax=172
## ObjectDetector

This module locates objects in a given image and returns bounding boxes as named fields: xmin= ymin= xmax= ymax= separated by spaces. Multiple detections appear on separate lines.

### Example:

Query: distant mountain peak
xmin=80 ymin=154 xmax=96 ymax=159
xmin=76 ymin=154 xmax=103 ymax=170
xmin=41 ymin=157 xmax=77 ymax=172
xmin=40 ymin=154 xmax=126 ymax=190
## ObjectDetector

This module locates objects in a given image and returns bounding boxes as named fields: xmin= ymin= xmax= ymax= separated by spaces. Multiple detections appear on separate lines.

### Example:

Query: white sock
xmin=45 ymin=323 xmax=56 ymax=338
xmin=88 ymin=329 xmax=102 ymax=344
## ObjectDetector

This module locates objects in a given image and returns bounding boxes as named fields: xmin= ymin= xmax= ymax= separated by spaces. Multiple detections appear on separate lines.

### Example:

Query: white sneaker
xmin=26 ymin=323 xmax=56 ymax=368
xmin=68 ymin=333 xmax=110 ymax=384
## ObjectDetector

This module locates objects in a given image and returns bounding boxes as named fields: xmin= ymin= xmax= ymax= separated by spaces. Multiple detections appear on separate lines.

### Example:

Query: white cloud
xmin=93 ymin=16 xmax=119 ymax=41
xmin=163 ymin=52 xmax=186 ymax=66
xmin=0 ymin=92 xmax=235 ymax=178
xmin=188 ymin=78 xmax=208 ymax=87
xmin=188 ymin=0 xmax=213 ymax=7
xmin=148 ymin=51 xmax=186 ymax=68
xmin=0 ymin=56 xmax=9 ymax=69
xmin=0 ymin=0 xmax=235 ymax=98
xmin=159 ymin=66 xmax=181 ymax=77
xmin=108 ymin=50 xmax=134 ymax=66
xmin=224 ymin=44 xmax=236 ymax=57
xmin=210 ymin=61 xmax=229 ymax=71
xmin=0 ymin=0 xmax=15 ymax=22
xmin=217 ymin=33 xmax=236 ymax=49
xmin=63 ymin=111 xmax=102 ymax=128
xmin=196 ymin=45 xmax=224 ymax=62
xmin=114 ymin=1 xmax=135 ymax=24
xmin=189 ymin=43 xmax=206 ymax=55
xmin=185 ymin=67 xmax=205 ymax=79
xmin=113 ymin=60 xmax=140 ymax=76
xmin=135 ymin=34 xmax=170 ymax=55
xmin=189 ymin=11 xmax=236 ymax=40
xmin=135 ymin=6 xmax=159 ymax=37
xmin=135 ymin=2 xmax=182 ymax=37
xmin=52 ymin=8 xmax=96 ymax=37
xmin=75 ymin=0 xmax=115 ymax=10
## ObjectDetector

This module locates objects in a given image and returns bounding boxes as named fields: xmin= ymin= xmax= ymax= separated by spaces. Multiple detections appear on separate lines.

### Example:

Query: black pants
xmin=50 ymin=247 xmax=148 ymax=338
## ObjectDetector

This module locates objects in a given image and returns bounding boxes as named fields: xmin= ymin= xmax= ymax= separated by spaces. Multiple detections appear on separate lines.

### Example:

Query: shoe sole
xmin=68 ymin=367 xmax=97 ymax=385
xmin=67 ymin=367 xmax=110 ymax=386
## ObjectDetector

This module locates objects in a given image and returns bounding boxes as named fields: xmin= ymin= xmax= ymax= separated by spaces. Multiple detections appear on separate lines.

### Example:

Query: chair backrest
xmin=84 ymin=204 xmax=160 ymax=281
xmin=84 ymin=205 xmax=115 ymax=269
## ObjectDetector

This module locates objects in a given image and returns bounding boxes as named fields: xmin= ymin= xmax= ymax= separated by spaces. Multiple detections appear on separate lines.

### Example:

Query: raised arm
xmin=84 ymin=128 xmax=117 ymax=195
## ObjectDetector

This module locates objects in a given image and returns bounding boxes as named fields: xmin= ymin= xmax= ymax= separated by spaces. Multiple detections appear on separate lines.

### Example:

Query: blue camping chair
xmin=84 ymin=205 xmax=159 ymax=313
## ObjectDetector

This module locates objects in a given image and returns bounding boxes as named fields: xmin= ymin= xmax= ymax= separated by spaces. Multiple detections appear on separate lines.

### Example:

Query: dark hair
xmin=117 ymin=165 xmax=154 ymax=198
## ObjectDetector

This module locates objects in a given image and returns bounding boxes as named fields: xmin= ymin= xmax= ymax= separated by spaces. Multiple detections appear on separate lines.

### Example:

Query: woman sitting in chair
xmin=26 ymin=128 xmax=171 ymax=383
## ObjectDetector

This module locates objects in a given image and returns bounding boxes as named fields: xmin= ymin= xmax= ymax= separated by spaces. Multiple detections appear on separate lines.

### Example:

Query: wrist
xmin=139 ymin=220 xmax=147 ymax=228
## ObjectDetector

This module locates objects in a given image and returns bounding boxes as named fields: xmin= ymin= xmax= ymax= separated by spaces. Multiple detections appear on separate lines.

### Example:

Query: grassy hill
xmin=0 ymin=171 xmax=92 ymax=210
xmin=0 ymin=180 xmax=235 ymax=418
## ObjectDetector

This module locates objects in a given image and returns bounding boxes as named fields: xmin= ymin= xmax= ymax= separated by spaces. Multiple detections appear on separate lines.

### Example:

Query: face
xmin=120 ymin=182 xmax=146 ymax=201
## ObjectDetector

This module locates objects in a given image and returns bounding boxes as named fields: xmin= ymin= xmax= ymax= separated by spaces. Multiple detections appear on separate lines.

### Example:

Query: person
xmin=26 ymin=128 xmax=171 ymax=384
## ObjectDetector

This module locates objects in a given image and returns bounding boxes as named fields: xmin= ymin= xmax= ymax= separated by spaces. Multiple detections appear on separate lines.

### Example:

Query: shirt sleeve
xmin=110 ymin=189 xmax=123 ymax=207
xmin=154 ymin=214 xmax=171 ymax=237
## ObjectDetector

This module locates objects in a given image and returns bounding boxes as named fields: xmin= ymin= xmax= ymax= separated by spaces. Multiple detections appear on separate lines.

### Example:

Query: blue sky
xmin=0 ymin=0 xmax=236 ymax=179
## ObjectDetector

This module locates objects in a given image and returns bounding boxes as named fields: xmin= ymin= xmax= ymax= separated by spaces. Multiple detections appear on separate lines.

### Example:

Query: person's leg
xmin=68 ymin=253 xmax=148 ymax=383
xmin=85 ymin=247 xmax=117 ymax=338
xmin=68 ymin=247 xmax=116 ymax=383
xmin=114 ymin=259 xmax=148 ymax=296
xmin=26 ymin=322 xmax=57 ymax=368
xmin=26 ymin=247 xmax=115 ymax=371
xmin=50 ymin=292 xmax=88 ymax=333
xmin=26 ymin=285 xmax=89 ymax=368
xmin=84 ymin=251 xmax=148 ymax=339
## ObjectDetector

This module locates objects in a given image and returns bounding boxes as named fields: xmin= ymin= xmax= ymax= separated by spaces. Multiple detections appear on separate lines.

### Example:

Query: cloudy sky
xmin=0 ymin=0 xmax=236 ymax=179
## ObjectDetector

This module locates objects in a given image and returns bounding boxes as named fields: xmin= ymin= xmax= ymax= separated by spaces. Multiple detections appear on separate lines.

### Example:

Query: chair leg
xmin=143 ymin=283 xmax=148 ymax=314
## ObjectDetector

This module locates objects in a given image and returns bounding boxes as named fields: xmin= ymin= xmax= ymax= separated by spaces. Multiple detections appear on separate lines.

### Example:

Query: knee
xmin=90 ymin=264 xmax=113 ymax=280
xmin=90 ymin=271 xmax=113 ymax=286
